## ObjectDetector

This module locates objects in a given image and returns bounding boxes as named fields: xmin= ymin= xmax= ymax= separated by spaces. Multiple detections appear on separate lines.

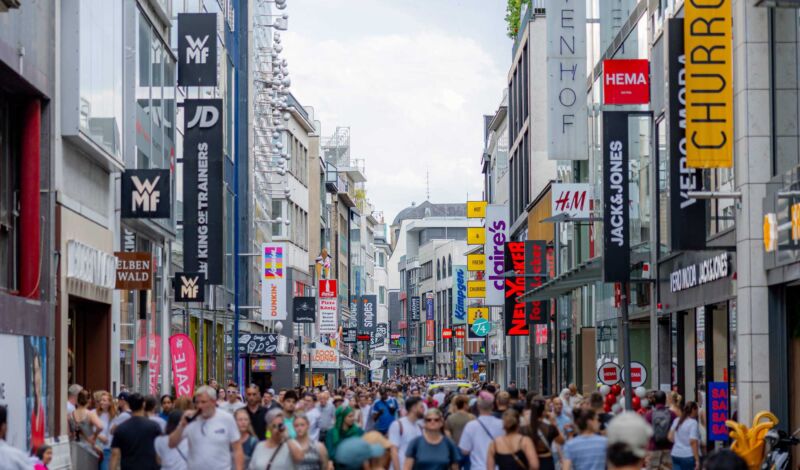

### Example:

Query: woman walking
xmin=234 ymin=408 xmax=260 ymax=468
xmin=154 ymin=411 xmax=189 ymax=470
xmin=669 ymin=401 xmax=701 ymax=470
xmin=487 ymin=410 xmax=539 ymax=470
xmin=159 ymin=395 xmax=174 ymax=422
xmin=69 ymin=389 xmax=104 ymax=462
xmin=522 ymin=397 xmax=564 ymax=470
xmin=560 ymin=408 xmax=606 ymax=470
xmin=325 ymin=405 xmax=364 ymax=462
xmin=93 ymin=391 xmax=116 ymax=470
xmin=249 ymin=408 xmax=297 ymax=469
xmin=403 ymin=408 xmax=461 ymax=470
xmin=289 ymin=412 xmax=330 ymax=470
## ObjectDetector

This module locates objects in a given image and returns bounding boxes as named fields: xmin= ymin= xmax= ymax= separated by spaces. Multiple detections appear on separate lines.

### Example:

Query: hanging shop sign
xmin=623 ymin=361 xmax=648 ymax=388
xmin=452 ymin=266 xmax=467 ymax=325
xmin=525 ymin=240 xmax=548 ymax=324
xmin=114 ymin=252 xmax=153 ymax=290
xmin=183 ymin=99 xmax=224 ymax=284
xmin=173 ymin=272 xmax=205 ymax=302
xmin=121 ymin=169 xmax=171 ymax=219
xmin=669 ymin=253 xmax=730 ymax=293
xmin=708 ymin=382 xmax=730 ymax=441
xmin=602 ymin=112 xmax=631 ymax=282
xmin=685 ymin=0 xmax=733 ymax=168
xmin=233 ymin=333 xmax=279 ymax=355
xmin=409 ymin=296 xmax=421 ymax=322
xmin=292 ymin=296 xmax=316 ymax=323
xmin=504 ymin=241 xmax=528 ymax=336
xmin=467 ymin=227 xmax=485 ymax=245
xmin=602 ymin=59 xmax=650 ymax=105
xmin=551 ymin=183 xmax=593 ymax=219
xmin=484 ymin=204 xmax=508 ymax=306
xmin=597 ymin=362 xmax=622 ymax=386
xmin=261 ymin=243 xmax=287 ymax=321
xmin=425 ymin=293 xmax=434 ymax=343
xmin=467 ymin=280 xmax=485 ymax=298
xmin=177 ymin=13 xmax=218 ymax=86
xmin=454 ymin=328 xmax=466 ymax=339
xmin=763 ymin=213 xmax=778 ymax=253
xmin=342 ymin=327 xmax=358 ymax=344
xmin=250 ymin=357 xmax=278 ymax=372
xmin=302 ymin=344 xmax=340 ymax=369
xmin=668 ymin=19 xmax=706 ymax=250
xmin=371 ymin=323 xmax=388 ymax=348
xmin=442 ymin=328 xmax=453 ymax=339
xmin=318 ymin=279 xmax=338 ymax=335
xmin=546 ymin=0 xmax=587 ymax=160
xmin=359 ymin=295 xmax=377 ymax=339
xmin=66 ymin=240 xmax=117 ymax=289
xmin=467 ymin=307 xmax=489 ymax=342
xmin=467 ymin=254 xmax=485 ymax=271
xmin=467 ymin=201 xmax=487 ymax=218
xmin=793 ymin=203 xmax=800 ymax=241
xmin=169 ymin=334 xmax=196 ymax=398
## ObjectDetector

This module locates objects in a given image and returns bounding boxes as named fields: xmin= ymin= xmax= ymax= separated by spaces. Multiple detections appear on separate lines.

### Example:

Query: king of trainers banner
xmin=183 ymin=99 xmax=224 ymax=285
xmin=602 ymin=111 xmax=631 ymax=282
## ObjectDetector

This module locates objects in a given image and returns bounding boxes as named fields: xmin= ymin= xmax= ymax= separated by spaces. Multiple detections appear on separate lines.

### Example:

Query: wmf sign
xmin=174 ymin=272 xmax=205 ymax=302
xmin=178 ymin=13 xmax=218 ymax=86
xmin=121 ymin=169 xmax=170 ymax=219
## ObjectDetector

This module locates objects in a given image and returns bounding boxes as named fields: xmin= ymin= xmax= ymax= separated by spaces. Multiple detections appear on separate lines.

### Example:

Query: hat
xmin=362 ymin=431 xmax=392 ymax=450
xmin=334 ymin=437 xmax=385 ymax=467
xmin=606 ymin=412 xmax=653 ymax=458
xmin=267 ymin=388 xmax=276 ymax=395
xmin=117 ymin=391 xmax=131 ymax=401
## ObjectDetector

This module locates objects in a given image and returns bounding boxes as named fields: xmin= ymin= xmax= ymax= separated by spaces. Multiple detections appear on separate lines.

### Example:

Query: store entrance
xmin=786 ymin=286 xmax=800 ymax=466
xmin=68 ymin=296 xmax=111 ymax=392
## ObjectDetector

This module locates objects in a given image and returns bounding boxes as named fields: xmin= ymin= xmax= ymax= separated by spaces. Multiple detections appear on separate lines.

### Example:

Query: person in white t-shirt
xmin=669 ymin=401 xmax=700 ymax=470
xmin=459 ymin=394 xmax=505 ymax=470
xmin=387 ymin=396 xmax=425 ymax=470
xmin=169 ymin=385 xmax=244 ymax=470
xmin=219 ymin=384 xmax=246 ymax=415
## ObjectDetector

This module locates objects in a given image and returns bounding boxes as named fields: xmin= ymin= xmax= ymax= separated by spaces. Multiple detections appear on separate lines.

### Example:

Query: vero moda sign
xmin=603 ymin=59 xmax=650 ymax=105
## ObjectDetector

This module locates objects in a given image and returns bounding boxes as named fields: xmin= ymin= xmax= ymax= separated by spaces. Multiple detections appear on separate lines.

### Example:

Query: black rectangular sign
xmin=371 ymin=322 xmax=388 ymax=348
xmin=668 ymin=19 xmax=706 ymax=250
xmin=121 ymin=169 xmax=171 ymax=219
xmin=343 ymin=327 xmax=358 ymax=344
xmin=178 ymin=13 xmax=218 ymax=86
xmin=409 ymin=296 xmax=421 ymax=323
xmin=174 ymin=272 xmax=205 ymax=302
xmin=230 ymin=333 xmax=279 ymax=355
xmin=524 ymin=240 xmax=549 ymax=324
xmin=292 ymin=296 xmax=316 ymax=323
xmin=359 ymin=295 xmax=377 ymax=338
xmin=183 ymin=99 xmax=224 ymax=284
xmin=602 ymin=111 xmax=631 ymax=282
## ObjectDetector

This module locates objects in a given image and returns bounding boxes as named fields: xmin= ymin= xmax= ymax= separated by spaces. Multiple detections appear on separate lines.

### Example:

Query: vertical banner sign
xmin=707 ymin=382 xmax=730 ymax=441
xmin=468 ymin=307 xmax=489 ymax=341
xmin=668 ymin=19 xmax=706 ymax=250
xmin=169 ymin=334 xmax=196 ymax=398
xmin=685 ymin=0 xmax=733 ymax=168
xmin=121 ymin=169 xmax=171 ymax=219
xmin=525 ymin=241 xmax=549 ymax=324
xmin=261 ymin=243 xmax=287 ymax=321
xmin=425 ymin=293 xmax=434 ymax=342
xmin=452 ymin=266 xmax=467 ymax=325
xmin=484 ymin=204 xmax=507 ymax=306
xmin=183 ymin=99 xmax=223 ymax=284
xmin=546 ymin=0 xmax=588 ymax=160
xmin=504 ymin=242 xmax=529 ymax=336
xmin=177 ymin=13 xmax=218 ymax=87
xmin=602 ymin=112 xmax=630 ymax=282
xmin=409 ymin=296 xmax=421 ymax=323
xmin=318 ymin=280 xmax=338 ymax=335
xmin=360 ymin=295 xmax=377 ymax=339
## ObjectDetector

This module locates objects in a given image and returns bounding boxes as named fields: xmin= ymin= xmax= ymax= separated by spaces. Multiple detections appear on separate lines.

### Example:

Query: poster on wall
xmin=183 ymin=99 xmax=224 ymax=284
xmin=177 ymin=13 xmax=218 ymax=86
xmin=0 ymin=334 xmax=48 ymax=453
xmin=668 ymin=19 xmax=706 ymax=250
xmin=602 ymin=112 xmax=631 ymax=282
xmin=452 ymin=265 xmax=467 ymax=325
xmin=484 ymin=204 xmax=507 ymax=306
xmin=261 ymin=243 xmax=287 ymax=321
xmin=169 ymin=333 xmax=197 ymax=399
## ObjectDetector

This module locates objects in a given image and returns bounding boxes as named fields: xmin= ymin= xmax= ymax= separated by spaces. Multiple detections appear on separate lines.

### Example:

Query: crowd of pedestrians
xmin=0 ymin=377 xmax=753 ymax=470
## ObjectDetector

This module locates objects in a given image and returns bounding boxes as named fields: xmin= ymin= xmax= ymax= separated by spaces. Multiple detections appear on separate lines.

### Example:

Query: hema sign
xmin=121 ymin=169 xmax=170 ymax=219
xmin=603 ymin=59 xmax=650 ymax=105
xmin=178 ymin=13 xmax=218 ymax=86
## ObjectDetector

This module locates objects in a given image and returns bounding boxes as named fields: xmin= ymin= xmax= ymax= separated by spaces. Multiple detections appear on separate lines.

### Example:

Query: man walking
xmin=244 ymin=384 xmax=267 ymax=440
xmin=169 ymin=385 xmax=244 ymax=470
xmin=371 ymin=387 xmax=398 ymax=435
xmin=66 ymin=383 xmax=82 ymax=415
xmin=387 ymin=397 xmax=425 ymax=470
xmin=219 ymin=383 xmax=245 ymax=415
xmin=459 ymin=394 xmax=504 ymax=470
xmin=316 ymin=391 xmax=336 ymax=442
xmin=0 ymin=406 xmax=30 ymax=470
xmin=645 ymin=391 xmax=677 ymax=470
xmin=110 ymin=393 xmax=162 ymax=470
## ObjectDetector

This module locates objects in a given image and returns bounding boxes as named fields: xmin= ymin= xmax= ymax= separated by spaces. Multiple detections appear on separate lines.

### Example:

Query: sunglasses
xmin=270 ymin=423 xmax=286 ymax=431
xmin=424 ymin=417 xmax=442 ymax=423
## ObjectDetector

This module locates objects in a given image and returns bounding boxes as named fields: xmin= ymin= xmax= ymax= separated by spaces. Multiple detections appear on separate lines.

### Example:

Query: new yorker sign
xmin=670 ymin=253 xmax=730 ymax=293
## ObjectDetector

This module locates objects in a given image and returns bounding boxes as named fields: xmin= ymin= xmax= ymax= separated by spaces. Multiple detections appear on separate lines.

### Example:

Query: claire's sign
xmin=484 ymin=204 xmax=507 ymax=306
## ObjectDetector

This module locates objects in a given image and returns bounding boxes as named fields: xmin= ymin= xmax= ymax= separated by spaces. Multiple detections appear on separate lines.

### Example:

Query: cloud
xmin=282 ymin=5 xmax=507 ymax=220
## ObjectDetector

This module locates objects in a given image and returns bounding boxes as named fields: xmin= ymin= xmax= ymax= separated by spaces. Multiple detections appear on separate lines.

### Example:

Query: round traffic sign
xmin=472 ymin=318 xmax=490 ymax=337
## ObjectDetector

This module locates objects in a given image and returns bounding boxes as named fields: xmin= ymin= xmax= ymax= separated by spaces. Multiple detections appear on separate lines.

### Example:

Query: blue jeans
xmin=671 ymin=455 xmax=695 ymax=470
xmin=99 ymin=447 xmax=111 ymax=470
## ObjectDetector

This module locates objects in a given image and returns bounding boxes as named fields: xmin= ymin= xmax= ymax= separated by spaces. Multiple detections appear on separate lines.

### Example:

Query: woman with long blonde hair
xmin=93 ymin=391 xmax=117 ymax=470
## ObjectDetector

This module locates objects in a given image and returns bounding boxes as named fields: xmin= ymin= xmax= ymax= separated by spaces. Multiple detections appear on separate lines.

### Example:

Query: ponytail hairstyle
xmin=502 ymin=409 xmax=521 ymax=433
xmin=676 ymin=401 xmax=698 ymax=431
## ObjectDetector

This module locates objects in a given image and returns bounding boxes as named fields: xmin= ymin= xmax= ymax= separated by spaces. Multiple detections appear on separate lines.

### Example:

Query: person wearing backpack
xmin=644 ymin=391 xmax=677 ymax=470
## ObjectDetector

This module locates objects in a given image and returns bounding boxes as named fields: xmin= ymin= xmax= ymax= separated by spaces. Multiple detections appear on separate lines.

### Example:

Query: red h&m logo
xmin=603 ymin=59 xmax=650 ymax=105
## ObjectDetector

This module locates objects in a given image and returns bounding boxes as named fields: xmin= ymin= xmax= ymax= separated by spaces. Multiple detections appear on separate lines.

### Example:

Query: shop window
xmin=0 ymin=96 xmax=20 ymax=292
xmin=771 ymin=8 xmax=800 ymax=176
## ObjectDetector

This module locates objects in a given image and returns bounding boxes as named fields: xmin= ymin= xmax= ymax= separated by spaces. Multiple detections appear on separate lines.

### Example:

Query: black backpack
xmin=652 ymin=408 xmax=673 ymax=447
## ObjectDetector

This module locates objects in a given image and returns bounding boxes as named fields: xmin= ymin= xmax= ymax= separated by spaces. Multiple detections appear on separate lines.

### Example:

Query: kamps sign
xmin=452 ymin=266 xmax=467 ymax=325
xmin=178 ymin=13 xmax=218 ymax=86
xmin=121 ymin=169 xmax=170 ymax=219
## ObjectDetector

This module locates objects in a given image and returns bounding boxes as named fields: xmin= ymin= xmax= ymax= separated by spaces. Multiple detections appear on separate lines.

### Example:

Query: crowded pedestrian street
xmin=1 ymin=0 xmax=799 ymax=469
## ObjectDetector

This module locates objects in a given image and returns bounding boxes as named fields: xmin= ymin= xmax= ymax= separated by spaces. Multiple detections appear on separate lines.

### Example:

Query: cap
xmin=117 ymin=391 xmax=131 ymax=401
xmin=606 ymin=412 xmax=653 ymax=458
xmin=334 ymin=437 xmax=385 ymax=467
xmin=267 ymin=388 xmax=276 ymax=395
xmin=363 ymin=431 xmax=392 ymax=450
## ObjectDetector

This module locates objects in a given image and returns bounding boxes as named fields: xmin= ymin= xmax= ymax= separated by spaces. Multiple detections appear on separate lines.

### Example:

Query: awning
xmin=340 ymin=355 xmax=369 ymax=368
xmin=518 ymin=258 xmax=602 ymax=302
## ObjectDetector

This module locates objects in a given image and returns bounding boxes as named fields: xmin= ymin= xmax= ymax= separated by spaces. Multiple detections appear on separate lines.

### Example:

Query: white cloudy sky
xmin=282 ymin=0 xmax=510 ymax=222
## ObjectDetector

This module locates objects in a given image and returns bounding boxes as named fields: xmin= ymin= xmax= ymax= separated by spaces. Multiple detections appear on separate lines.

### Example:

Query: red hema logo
xmin=603 ymin=59 xmax=650 ymax=105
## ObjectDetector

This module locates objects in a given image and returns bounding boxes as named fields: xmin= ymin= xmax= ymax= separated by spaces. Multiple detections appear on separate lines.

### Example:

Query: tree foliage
xmin=504 ymin=0 xmax=531 ymax=39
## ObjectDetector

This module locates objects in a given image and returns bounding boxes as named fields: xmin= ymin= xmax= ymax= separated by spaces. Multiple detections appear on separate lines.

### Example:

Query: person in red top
xmin=644 ymin=391 xmax=678 ymax=470
xmin=29 ymin=348 xmax=45 ymax=453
